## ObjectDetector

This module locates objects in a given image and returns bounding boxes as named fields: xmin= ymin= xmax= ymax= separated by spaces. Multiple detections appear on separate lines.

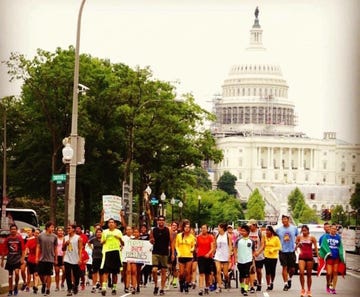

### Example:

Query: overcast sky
xmin=1 ymin=0 xmax=359 ymax=143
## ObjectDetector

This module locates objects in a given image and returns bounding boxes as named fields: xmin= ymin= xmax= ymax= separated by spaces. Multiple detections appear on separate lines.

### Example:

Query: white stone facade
xmin=209 ymin=10 xmax=360 ymax=214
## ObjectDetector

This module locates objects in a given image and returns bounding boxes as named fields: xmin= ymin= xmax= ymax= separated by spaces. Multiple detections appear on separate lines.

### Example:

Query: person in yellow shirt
xmin=100 ymin=218 xmax=124 ymax=296
xmin=175 ymin=219 xmax=196 ymax=293
xmin=263 ymin=225 xmax=281 ymax=291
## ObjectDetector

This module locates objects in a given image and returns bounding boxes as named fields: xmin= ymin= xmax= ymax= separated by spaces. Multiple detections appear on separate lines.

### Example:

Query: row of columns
xmin=256 ymin=147 xmax=315 ymax=170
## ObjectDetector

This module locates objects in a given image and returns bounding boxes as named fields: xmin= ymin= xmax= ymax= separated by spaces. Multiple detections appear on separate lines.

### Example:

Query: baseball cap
xmin=247 ymin=219 xmax=258 ymax=226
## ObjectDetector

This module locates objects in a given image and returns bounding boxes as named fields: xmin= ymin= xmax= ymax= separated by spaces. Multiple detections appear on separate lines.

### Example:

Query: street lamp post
xmin=160 ymin=192 xmax=166 ymax=217
xmin=62 ymin=139 xmax=74 ymax=228
xmin=1 ymin=106 xmax=8 ymax=229
xmin=178 ymin=201 xmax=183 ymax=222
xmin=68 ymin=0 xmax=87 ymax=225
xmin=170 ymin=197 xmax=175 ymax=222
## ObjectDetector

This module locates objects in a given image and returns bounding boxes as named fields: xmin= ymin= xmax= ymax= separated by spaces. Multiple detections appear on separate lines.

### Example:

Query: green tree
xmin=350 ymin=183 xmax=360 ymax=213
xmin=3 ymin=47 xmax=223 ymax=227
xmin=246 ymin=188 xmax=265 ymax=220
xmin=217 ymin=171 xmax=237 ymax=196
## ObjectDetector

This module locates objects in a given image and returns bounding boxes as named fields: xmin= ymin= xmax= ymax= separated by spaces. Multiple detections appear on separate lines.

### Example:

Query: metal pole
xmin=64 ymin=163 xmax=70 ymax=228
xmin=68 ymin=0 xmax=86 ymax=225
xmin=128 ymin=171 xmax=133 ymax=227
xmin=1 ymin=109 xmax=7 ymax=229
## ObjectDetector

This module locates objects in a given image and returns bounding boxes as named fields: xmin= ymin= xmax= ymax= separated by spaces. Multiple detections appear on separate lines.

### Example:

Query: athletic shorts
xmin=198 ymin=257 xmax=213 ymax=275
xmin=279 ymin=251 xmax=296 ymax=268
xmin=27 ymin=262 xmax=38 ymax=274
xmin=56 ymin=256 xmax=64 ymax=267
xmin=92 ymin=258 xmax=103 ymax=274
xmin=102 ymin=251 xmax=121 ymax=274
xmin=255 ymin=259 xmax=265 ymax=269
xmin=237 ymin=261 xmax=252 ymax=279
xmin=5 ymin=262 xmax=21 ymax=272
xmin=152 ymin=254 xmax=168 ymax=269
xmin=38 ymin=261 xmax=54 ymax=276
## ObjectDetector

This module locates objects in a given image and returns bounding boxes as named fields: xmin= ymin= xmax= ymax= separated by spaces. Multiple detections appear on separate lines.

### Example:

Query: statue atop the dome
xmin=255 ymin=6 xmax=259 ymax=19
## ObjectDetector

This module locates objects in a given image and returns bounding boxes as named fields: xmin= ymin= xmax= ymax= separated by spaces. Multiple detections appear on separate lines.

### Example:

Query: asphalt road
xmin=1 ymin=252 xmax=359 ymax=296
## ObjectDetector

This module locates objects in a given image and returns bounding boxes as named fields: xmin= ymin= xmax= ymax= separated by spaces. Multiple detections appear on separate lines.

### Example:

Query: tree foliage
xmin=287 ymin=187 xmax=318 ymax=224
xmin=350 ymin=183 xmax=360 ymax=212
xmin=217 ymin=171 xmax=237 ymax=196
xmin=246 ymin=188 xmax=265 ymax=220
xmin=2 ymin=47 xmax=223 ymax=227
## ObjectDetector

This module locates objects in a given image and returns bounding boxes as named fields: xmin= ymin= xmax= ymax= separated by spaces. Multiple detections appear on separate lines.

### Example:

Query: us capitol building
xmin=208 ymin=8 xmax=360 ymax=220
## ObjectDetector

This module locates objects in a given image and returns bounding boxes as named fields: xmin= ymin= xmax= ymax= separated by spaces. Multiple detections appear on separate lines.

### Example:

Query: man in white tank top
xmin=63 ymin=224 xmax=82 ymax=296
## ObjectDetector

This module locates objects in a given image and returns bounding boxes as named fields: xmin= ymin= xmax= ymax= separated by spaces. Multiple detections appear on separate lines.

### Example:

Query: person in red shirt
xmin=25 ymin=228 xmax=41 ymax=294
xmin=1 ymin=224 xmax=25 ymax=296
xmin=196 ymin=224 xmax=215 ymax=296
xmin=79 ymin=248 xmax=89 ymax=290
xmin=295 ymin=225 xmax=318 ymax=297
xmin=75 ymin=225 xmax=88 ymax=245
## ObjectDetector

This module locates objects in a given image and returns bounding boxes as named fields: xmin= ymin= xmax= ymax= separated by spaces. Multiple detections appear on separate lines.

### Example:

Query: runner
xmin=295 ymin=225 xmax=318 ymax=297
xmin=175 ymin=219 xmax=196 ymax=293
xmin=36 ymin=221 xmax=58 ymax=296
xmin=213 ymin=223 xmax=233 ymax=293
xmin=25 ymin=228 xmax=40 ymax=294
xmin=263 ymin=225 xmax=281 ymax=291
xmin=1 ymin=224 xmax=25 ymax=296
xmin=100 ymin=218 xmax=124 ymax=296
xmin=89 ymin=228 xmax=103 ymax=293
xmin=196 ymin=224 xmax=215 ymax=296
xmin=54 ymin=227 xmax=65 ymax=291
xmin=276 ymin=214 xmax=298 ymax=291
xmin=63 ymin=224 xmax=82 ymax=296
xmin=149 ymin=215 xmax=170 ymax=296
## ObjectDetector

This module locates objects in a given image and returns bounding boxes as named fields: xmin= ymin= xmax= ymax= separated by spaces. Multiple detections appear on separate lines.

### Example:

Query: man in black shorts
xmin=150 ymin=215 xmax=170 ymax=296
xmin=36 ymin=221 xmax=58 ymax=296
xmin=1 ymin=224 xmax=25 ymax=296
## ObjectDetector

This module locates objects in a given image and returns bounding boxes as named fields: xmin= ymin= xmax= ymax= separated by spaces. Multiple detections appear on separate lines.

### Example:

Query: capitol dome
xmin=213 ymin=9 xmax=300 ymax=137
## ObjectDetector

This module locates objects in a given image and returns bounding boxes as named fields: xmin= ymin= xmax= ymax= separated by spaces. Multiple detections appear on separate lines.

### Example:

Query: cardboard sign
xmin=102 ymin=195 xmax=122 ymax=221
xmin=122 ymin=240 xmax=153 ymax=264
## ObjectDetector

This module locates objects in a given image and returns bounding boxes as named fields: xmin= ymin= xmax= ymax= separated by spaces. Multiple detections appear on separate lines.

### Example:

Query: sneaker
xmin=267 ymin=283 xmax=273 ymax=291
xmin=243 ymin=291 xmax=248 ymax=296
xmin=198 ymin=289 xmax=203 ymax=296
xmin=288 ymin=279 xmax=292 ymax=289
xmin=73 ymin=287 xmax=78 ymax=295
xmin=45 ymin=289 xmax=50 ymax=296
xmin=256 ymin=285 xmax=261 ymax=291
xmin=204 ymin=288 xmax=209 ymax=295
xmin=124 ymin=288 xmax=130 ymax=293
xmin=41 ymin=284 xmax=46 ymax=294
xmin=61 ymin=284 xmax=65 ymax=290
xmin=91 ymin=287 xmax=96 ymax=293
xmin=21 ymin=284 xmax=27 ymax=291
xmin=13 ymin=288 xmax=18 ymax=296
xmin=153 ymin=287 xmax=159 ymax=295
xmin=66 ymin=291 xmax=73 ymax=296
xmin=131 ymin=288 xmax=136 ymax=295
xmin=192 ymin=282 xmax=196 ymax=289
xmin=159 ymin=289 xmax=165 ymax=296
xmin=111 ymin=289 xmax=116 ymax=295
xmin=55 ymin=287 xmax=60 ymax=292
xmin=33 ymin=286 xmax=38 ymax=294
xmin=25 ymin=286 xmax=30 ymax=292
xmin=7 ymin=292 xmax=13 ymax=297
xmin=283 ymin=284 xmax=289 ymax=291
xmin=184 ymin=283 xmax=189 ymax=294
xmin=215 ymin=287 xmax=221 ymax=293
xmin=326 ymin=286 xmax=331 ymax=293
xmin=241 ymin=287 xmax=245 ymax=294
xmin=300 ymin=289 xmax=306 ymax=297
xmin=137 ymin=286 xmax=140 ymax=293
xmin=81 ymin=285 xmax=85 ymax=290
xmin=96 ymin=283 xmax=101 ymax=289
xmin=250 ymin=287 xmax=255 ymax=293
xmin=330 ymin=289 xmax=336 ymax=294
xmin=307 ymin=290 xmax=312 ymax=297
xmin=101 ymin=287 xmax=106 ymax=296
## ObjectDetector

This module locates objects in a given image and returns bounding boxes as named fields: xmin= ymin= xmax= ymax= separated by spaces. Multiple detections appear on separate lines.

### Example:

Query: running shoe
xmin=300 ymin=289 xmax=306 ymax=297
xmin=307 ymin=290 xmax=312 ymax=297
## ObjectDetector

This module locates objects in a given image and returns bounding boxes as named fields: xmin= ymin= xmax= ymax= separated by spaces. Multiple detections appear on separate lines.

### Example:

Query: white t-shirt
xmin=214 ymin=232 xmax=230 ymax=262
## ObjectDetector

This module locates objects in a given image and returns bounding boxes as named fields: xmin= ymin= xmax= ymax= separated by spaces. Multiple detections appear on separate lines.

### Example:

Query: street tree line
xmin=1 ymin=46 xmax=225 ymax=227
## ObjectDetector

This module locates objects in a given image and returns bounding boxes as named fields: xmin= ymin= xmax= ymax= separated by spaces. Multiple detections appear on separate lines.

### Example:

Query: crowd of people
xmin=0 ymin=212 xmax=346 ymax=297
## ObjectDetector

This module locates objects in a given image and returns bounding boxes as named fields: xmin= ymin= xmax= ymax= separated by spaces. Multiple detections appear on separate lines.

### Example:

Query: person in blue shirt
xmin=276 ymin=214 xmax=298 ymax=291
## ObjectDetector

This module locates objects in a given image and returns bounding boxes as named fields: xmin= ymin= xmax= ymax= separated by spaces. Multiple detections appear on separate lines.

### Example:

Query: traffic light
xmin=122 ymin=182 xmax=130 ymax=215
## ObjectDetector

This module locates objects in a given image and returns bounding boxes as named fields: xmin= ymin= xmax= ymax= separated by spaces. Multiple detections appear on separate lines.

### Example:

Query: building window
xmin=262 ymin=172 xmax=266 ymax=180
xmin=341 ymin=177 xmax=345 ymax=185
xmin=323 ymin=161 xmax=327 ymax=170
xmin=353 ymin=154 xmax=356 ymax=159
xmin=275 ymin=173 xmax=278 ymax=180
xmin=352 ymin=177 xmax=356 ymax=184
xmin=352 ymin=164 xmax=356 ymax=172
xmin=341 ymin=162 xmax=345 ymax=172
xmin=239 ymin=172 xmax=242 ymax=180
xmin=239 ymin=158 xmax=243 ymax=167
xmin=323 ymin=151 xmax=327 ymax=156
xmin=305 ymin=174 xmax=309 ymax=181
xmin=323 ymin=176 xmax=326 ymax=183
